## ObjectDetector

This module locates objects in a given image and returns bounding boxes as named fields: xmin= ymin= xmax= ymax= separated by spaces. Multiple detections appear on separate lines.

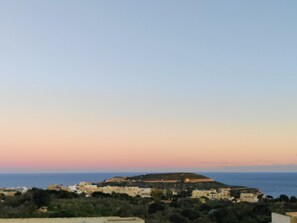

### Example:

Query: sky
xmin=0 ymin=0 xmax=297 ymax=173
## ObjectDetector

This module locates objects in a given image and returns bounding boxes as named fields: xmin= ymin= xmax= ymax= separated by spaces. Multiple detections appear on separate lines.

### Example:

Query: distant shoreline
xmin=1 ymin=172 xmax=297 ymax=197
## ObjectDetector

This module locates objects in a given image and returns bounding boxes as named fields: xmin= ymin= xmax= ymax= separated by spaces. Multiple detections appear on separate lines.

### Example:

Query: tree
xmin=151 ymin=189 xmax=163 ymax=201
xmin=209 ymin=208 xmax=238 ymax=223
xmin=92 ymin=191 xmax=111 ymax=198
xmin=279 ymin=194 xmax=289 ymax=202
xmin=179 ymin=190 xmax=192 ymax=198
xmin=252 ymin=204 xmax=270 ymax=215
xmin=169 ymin=213 xmax=189 ymax=223
xmin=31 ymin=189 xmax=50 ymax=208
xmin=148 ymin=202 xmax=165 ymax=214
xmin=0 ymin=194 xmax=5 ymax=201
xmin=265 ymin=195 xmax=273 ymax=200
xmin=199 ymin=203 xmax=211 ymax=212
xmin=165 ymin=189 xmax=174 ymax=199
xmin=181 ymin=208 xmax=200 ymax=221
xmin=290 ymin=196 xmax=297 ymax=203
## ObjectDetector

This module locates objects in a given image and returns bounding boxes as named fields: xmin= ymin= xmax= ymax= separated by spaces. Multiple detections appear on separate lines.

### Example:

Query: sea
xmin=0 ymin=172 xmax=296 ymax=198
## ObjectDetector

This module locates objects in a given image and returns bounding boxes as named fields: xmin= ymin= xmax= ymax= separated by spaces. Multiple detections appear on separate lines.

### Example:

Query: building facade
xmin=272 ymin=212 xmax=297 ymax=223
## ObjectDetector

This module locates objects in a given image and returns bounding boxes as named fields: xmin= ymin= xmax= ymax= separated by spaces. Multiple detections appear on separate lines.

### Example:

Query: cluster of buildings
xmin=191 ymin=188 xmax=233 ymax=201
xmin=239 ymin=192 xmax=259 ymax=203
xmin=48 ymin=182 xmax=152 ymax=198
xmin=96 ymin=186 xmax=152 ymax=197
xmin=191 ymin=188 xmax=259 ymax=203
xmin=47 ymin=181 xmax=260 ymax=203
xmin=1 ymin=180 xmax=259 ymax=204
xmin=0 ymin=187 xmax=28 ymax=197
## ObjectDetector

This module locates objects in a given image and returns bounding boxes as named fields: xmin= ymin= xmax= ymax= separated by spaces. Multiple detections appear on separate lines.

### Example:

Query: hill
xmin=98 ymin=172 xmax=261 ymax=197
xmin=100 ymin=172 xmax=233 ymax=191
xmin=127 ymin=172 xmax=213 ymax=183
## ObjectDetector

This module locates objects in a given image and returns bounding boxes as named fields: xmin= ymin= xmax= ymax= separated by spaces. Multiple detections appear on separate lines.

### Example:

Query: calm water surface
xmin=205 ymin=172 xmax=297 ymax=197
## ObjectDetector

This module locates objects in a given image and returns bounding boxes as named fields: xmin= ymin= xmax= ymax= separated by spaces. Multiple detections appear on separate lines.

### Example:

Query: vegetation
xmin=1 ymin=188 xmax=297 ymax=223
xmin=100 ymin=173 xmax=252 ymax=194
xmin=128 ymin=173 xmax=210 ymax=181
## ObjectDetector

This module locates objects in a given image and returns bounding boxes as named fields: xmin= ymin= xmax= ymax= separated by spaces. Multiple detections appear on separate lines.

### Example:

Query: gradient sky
xmin=0 ymin=0 xmax=297 ymax=173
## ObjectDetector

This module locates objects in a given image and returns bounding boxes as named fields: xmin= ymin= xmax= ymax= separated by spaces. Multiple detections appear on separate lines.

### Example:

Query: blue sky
xmin=0 ymin=0 xmax=297 ymax=172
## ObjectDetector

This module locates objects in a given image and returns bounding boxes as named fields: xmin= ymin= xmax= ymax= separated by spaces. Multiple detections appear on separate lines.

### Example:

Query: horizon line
xmin=1 ymin=171 xmax=297 ymax=175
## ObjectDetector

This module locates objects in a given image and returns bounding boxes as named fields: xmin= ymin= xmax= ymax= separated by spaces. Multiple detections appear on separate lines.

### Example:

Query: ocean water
xmin=204 ymin=172 xmax=297 ymax=198
xmin=0 ymin=173 xmax=136 ymax=189
xmin=0 ymin=172 xmax=296 ymax=198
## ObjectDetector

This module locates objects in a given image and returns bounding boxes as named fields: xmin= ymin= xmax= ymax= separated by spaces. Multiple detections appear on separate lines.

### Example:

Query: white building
xmin=67 ymin=185 xmax=77 ymax=192
xmin=239 ymin=193 xmax=258 ymax=203
xmin=138 ymin=188 xmax=152 ymax=198
xmin=271 ymin=212 xmax=297 ymax=223
xmin=191 ymin=188 xmax=233 ymax=200
xmin=96 ymin=186 xmax=151 ymax=198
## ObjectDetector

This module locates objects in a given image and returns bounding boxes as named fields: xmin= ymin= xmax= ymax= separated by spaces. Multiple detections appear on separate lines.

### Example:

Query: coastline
xmin=0 ymin=172 xmax=297 ymax=197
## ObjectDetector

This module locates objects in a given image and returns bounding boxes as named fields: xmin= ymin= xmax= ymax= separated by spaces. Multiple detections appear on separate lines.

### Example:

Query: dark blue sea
xmin=0 ymin=172 xmax=296 ymax=198
xmin=204 ymin=172 xmax=297 ymax=198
